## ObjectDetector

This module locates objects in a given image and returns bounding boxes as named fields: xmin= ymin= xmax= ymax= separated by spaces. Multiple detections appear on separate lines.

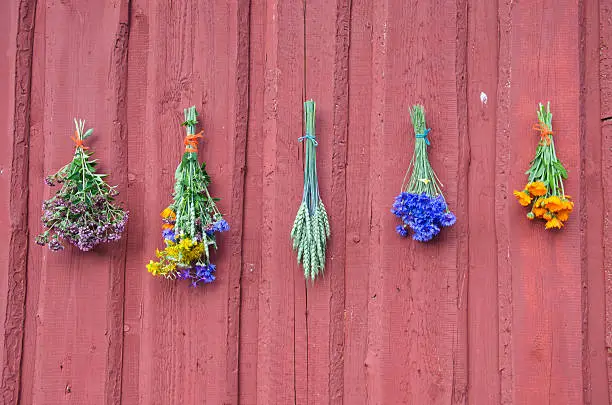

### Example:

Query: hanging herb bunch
xmin=513 ymin=102 xmax=573 ymax=229
xmin=391 ymin=105 xmax=456 ymax=242
xmin=35 ymin=119 xmax=128 ymax=251
xmin=146 ymin=106 xmax=229 ymax=287
xmin=290 ymin=100 xmax=330 ymax=280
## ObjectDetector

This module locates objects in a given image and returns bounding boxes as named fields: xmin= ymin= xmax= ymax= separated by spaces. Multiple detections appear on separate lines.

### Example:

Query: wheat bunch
xmin=290 ymin=100 xmax=330 ymax=280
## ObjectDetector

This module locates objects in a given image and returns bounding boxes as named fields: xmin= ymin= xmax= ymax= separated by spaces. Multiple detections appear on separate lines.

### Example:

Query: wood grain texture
xmin=601 ymin=0 xmax=612 ymax=400
xmin=303 ymin=0 xmax=349 ymax=403
xmin=0 ymin=0 xmax=610 ymax=404
xmin=366 ymin=1 xmax=460 ymax=403
xmin=20 ymin=2 xmax=129 ymax=404
xmin=121 ymin=1 xmax=247 ymax=404
xmin=1 ymin=1 xmax=35 ymax=404
xmin=466 ymin=0 xmax=501 ymax=403
xmin=581 ymin=0 xmax=609 ymax=403
xmin=507 ymin=1 xmax=583 ymax=403
xmin=255 ymin=1 xmax=306 ymax=403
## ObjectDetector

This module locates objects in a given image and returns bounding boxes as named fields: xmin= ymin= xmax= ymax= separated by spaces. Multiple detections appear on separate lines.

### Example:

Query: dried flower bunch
xmin=392 ymin=105 xmax=456 ymax=242
xmin=291 ymin=100 xmax=330 ymax=280
xmin=513 ymin=102 xmax=573 ymax=229
xmin=35 ymin=119 xmax=128 ymax=251
xmin=147 ymin=106 xmax=229 ymax=287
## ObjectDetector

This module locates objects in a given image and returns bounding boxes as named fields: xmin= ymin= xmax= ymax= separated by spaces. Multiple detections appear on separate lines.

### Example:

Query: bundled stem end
xmin=291 ymin=99 xmax=330 ymax=280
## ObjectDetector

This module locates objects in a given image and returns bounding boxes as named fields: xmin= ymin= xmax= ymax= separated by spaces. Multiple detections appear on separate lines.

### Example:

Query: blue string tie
xmin=298 ymin=133 xmax=318 ymax=146
xmin=415 ymin=128 xmax=431 ymax=146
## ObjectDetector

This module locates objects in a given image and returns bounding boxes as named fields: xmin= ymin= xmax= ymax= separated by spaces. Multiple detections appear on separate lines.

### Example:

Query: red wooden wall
xmin=1 ymin=0 xmax=611 ymax=404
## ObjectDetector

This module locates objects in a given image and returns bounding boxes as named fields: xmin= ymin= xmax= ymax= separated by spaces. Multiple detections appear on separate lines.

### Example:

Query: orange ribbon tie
xmin=533 ymin=123 xmax=553 ymax=145
xmin=71 ymin=131 xmax=89 ymax=150
xmin=184 ymin=131 xmax=203 ymax=153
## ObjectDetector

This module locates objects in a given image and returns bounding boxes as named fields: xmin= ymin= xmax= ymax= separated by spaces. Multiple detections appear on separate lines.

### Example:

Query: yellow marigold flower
xmin=556 ymin=209 xmax=571 ymax=222
xmin=545 ymin=217 xmax=563 ymax=229
xmin=513 ymin=190 xmax=532 ymax=206
xmin=544 ymin=196 xmax=564 ymax=212
xmin=526 ymin=181 xmax=547 ymax=196
xmin=161 ymin=207 xmax=176 ymax=219
xmin=532 ymin=207 xmax=547 ymax=218
xmin=543 ymin=211 xmax=553 ymax=221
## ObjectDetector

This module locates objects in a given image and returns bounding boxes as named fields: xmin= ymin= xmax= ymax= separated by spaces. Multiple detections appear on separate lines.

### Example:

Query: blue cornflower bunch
xmin=392 ymin=105 xmax=455 ymax=242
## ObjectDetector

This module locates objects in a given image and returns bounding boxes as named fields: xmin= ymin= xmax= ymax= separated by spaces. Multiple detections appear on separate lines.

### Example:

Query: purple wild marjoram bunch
xmin=35 ymin=119 xmax=128 ymax=252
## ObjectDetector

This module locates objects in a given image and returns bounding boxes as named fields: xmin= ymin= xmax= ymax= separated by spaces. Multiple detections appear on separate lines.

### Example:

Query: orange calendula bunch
xmin=514 ymin=102 xmax=572 ymax=229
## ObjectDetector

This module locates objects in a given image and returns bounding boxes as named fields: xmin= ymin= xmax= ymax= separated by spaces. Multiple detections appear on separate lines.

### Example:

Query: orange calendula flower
xmin=545 ymin=217 xmax=563 ymax=229
xmin=526 ymin=181 xmax=547 ymax=196
xmin=562 ymin=199 xmax=574 ymax=211
xmin=532 ymin=207 xmax=547 ymax=218
xmin=543 ymin=211 xmax=553 ymax=221
xmin=162 ymin=223 xmax=174 ymax=230
xmin=544 ymin=196 xmax=564 ymax=212
xmin=161 ymin=207 xmax=176 ymax=219
xmin=513 ymin=190 xmax=532 ymax=206
xmin=556 ymin=210 xmax=571 ymax=222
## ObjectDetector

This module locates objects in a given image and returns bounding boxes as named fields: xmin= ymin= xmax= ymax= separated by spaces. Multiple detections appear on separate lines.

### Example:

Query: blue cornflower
xmin=162 ymin=228 xmax=176 ymax=242
xmin=439 ymin=212 xmax=456 ymax=227
xmin=176 ymin=267 xmax=191 ymax=280
xmin=393 ymin=192 xmax=453 ymax=242
xmin=213 ymin=219 xmax=230 ymax=233
xmin=396 ymin=224 xmax=408 ymax=237
xmin=195 ymin=263 xmax=216 ymax=284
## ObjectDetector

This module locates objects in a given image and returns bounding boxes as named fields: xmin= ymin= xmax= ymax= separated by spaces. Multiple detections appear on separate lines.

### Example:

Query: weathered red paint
xmin=1 ymin=0 xmax=610 ymax=404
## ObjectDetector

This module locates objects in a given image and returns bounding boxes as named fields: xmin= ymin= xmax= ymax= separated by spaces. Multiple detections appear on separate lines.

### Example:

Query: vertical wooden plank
xmin=122 ymin=0 xmax=247 ymax=403
xmin=453 ymin=0 xmax=469 ymax=402
xmin=600 ymin=0 xmax=612 ymax=400
xmin=19 ymin=3 xmax=46 ymax=403
xmin=494 ymin=1 xmax=515 ymax=404
xmin=466 ymin=0 xmax=502 ymax=403
xmin=0 ymin=0 xmax=18 ymax=387
xmin=581 ymin=0 xmax=610 ymax=403
xmin=344 ymin=1 xmax=372 ymax=403
xmin=0 ymin=1 xmax=35 ymax=404
xmin=505 ymin=1 xmax=583 ymax=403
xmin=303 ymin=0 xmax=349 ymax=403
xmin=239 ymin=0 xmax=265 ymax=401
xmin=256 ymin=1 xmax=306 ymax=403
xmin=19 ymin=1 xmax=128 ymax=403
xmin=366 ymin=0 xmax=460 ymax=403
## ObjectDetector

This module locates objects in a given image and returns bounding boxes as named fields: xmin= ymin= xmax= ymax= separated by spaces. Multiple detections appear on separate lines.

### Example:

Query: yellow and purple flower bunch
xmin=514 ymin=102 xmax=572 ymax=229
xmin=35 ymin=119 xmax=128 ymax=251
xmin=392 ymin=105 xmax=455 ymax=242
xmin=146 ymin=106 xmax=229 ymax=287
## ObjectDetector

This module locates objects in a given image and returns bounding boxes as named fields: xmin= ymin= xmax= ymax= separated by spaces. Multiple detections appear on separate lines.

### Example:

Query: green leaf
xmin=82 ymin=128 xmax=94 ymax=140
xmin=554 ymin=161 xmax=568 ymax=179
